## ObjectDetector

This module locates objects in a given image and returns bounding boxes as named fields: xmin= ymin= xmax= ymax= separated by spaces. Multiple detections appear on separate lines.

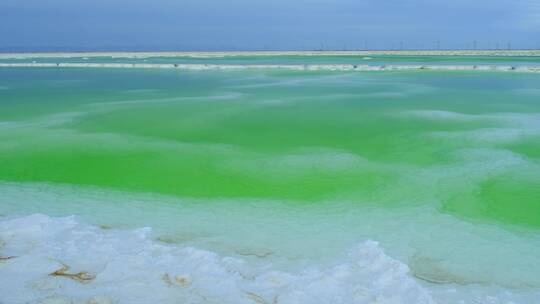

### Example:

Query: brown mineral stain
xmin=162 ymin=273 xmax=191 ymax=287
xmin=49 ymin=263 xmax=95 ymax=283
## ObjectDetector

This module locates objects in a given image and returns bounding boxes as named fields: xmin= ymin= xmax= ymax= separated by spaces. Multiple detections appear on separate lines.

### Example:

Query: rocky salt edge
xmin=0 ymin=214 xmax=434 ymax=304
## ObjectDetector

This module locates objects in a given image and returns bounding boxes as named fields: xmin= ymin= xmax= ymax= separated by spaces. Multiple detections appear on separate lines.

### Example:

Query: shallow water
xmin=0 ymin=67 xmax=539 ymax=303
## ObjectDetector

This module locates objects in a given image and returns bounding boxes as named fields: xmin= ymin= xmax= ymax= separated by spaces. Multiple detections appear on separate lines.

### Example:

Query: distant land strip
xmin=0 ymin=50 xmax=540 ymax=59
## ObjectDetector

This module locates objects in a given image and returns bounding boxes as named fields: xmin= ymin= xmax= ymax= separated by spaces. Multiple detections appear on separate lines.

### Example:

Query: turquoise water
xmin=1 ymin=61 xmax=540 ymax=303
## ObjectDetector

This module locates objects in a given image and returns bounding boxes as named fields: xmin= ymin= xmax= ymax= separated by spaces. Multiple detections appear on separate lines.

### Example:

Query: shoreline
xmin=1 ymin=50 xmax=540 ymax=59
xmin=1 ymin=62 xmax=539 ymax=72
xmin=2 ymin=180 xmax=540 ymax=303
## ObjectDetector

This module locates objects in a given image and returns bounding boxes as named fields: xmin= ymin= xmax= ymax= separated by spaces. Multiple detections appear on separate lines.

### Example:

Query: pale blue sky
xmin=1 ymin=0 xmax=539 ymax=51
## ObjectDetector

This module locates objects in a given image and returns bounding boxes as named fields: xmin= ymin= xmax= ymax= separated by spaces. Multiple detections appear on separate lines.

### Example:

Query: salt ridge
xmin=0 ymin=214 xmax=434 ymax=304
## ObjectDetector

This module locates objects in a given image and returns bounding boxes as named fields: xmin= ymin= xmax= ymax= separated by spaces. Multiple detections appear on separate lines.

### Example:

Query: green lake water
xmin=1 ymin=60 xmax=540 ymax=303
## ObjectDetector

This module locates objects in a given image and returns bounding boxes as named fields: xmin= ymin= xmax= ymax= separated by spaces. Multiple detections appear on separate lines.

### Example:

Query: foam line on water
xmin=1 ymin=62 xmax=540 ymax=73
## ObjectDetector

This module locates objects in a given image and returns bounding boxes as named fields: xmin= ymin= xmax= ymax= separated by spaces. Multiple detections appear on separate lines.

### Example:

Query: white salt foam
xmin=0 ymin=214 xmax=434 ymax=304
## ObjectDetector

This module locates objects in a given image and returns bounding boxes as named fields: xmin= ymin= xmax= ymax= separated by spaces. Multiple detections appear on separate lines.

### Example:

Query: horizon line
xmin=1 ymin=49 xmax=540 ymax=55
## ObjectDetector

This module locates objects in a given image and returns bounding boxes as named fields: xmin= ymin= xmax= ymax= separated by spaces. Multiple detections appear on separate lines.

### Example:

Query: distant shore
xmin=2 ymin=50 xmax=539 ymax=72
xmin=1 ymin=50 xmax=540 ymax=59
